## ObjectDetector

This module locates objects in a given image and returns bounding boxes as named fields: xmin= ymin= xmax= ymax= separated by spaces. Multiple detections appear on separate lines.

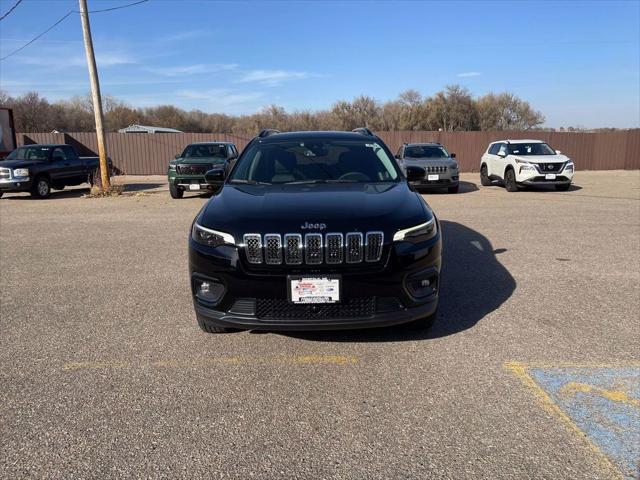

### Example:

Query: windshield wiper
xmin=281 ymin=179 xmax=361 ymax=185
xmin=229 ymin=179 xmax=272 ymax=185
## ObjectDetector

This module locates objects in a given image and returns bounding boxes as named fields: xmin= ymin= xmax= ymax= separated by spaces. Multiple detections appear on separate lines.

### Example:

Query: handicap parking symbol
xmin=507 ymin=363 xmax=640 ymax=479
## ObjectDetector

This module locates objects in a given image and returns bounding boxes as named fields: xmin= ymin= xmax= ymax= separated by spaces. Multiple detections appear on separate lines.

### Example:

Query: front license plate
xmin=545 ymin=174 xmax=557 ymax=180
xmin=289 ymin=276 xmax=340 ymax=304
xmin=189 ymin=184 xmax=201 ymax=191
xmin=427 ymin=174 xmax=439 ymax=181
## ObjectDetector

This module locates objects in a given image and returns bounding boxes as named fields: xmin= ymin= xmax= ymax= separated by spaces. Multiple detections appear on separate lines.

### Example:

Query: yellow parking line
xmin=505 ymin=361 xmax=624 ymax=480
xmin=63 ymin=355 xmax=359 ymax=371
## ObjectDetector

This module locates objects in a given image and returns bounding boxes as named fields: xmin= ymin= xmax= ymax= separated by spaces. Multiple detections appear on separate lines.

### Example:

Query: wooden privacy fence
xmin=17 ymin=130 xmax=640 ymax=175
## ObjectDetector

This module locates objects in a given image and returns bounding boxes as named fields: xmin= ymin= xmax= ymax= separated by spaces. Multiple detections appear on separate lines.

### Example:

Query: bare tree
xmin=0 ymin=87 xmax=549 ymax=134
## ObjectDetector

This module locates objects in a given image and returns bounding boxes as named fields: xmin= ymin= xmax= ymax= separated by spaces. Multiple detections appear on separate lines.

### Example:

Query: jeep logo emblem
xmin=301 ymin=222 xmax=326 ymax=230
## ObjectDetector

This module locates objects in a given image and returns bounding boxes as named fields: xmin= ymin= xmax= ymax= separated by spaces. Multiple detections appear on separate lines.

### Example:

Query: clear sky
xmin=0 ymin=0 xmax=638 ymax=128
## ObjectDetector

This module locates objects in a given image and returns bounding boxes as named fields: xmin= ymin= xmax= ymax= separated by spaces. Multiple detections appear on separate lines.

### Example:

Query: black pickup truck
xmin=0 ymin=144 xmax=109 ymax=198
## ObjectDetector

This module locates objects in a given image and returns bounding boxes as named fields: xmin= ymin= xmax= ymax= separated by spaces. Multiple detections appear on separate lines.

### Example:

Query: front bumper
xmin=189 ymin=230 xmax=442 ymax=331
xmin=169 ymin=175 xmax=216 ymax=191
xmin=412 ymin=173 xmax=459 ymax=188
xmin=0 ymin=177 xmax=31 ymax=192
xmin=194 ymin=296 xmax=437 ymax=331
xmin=516 ymin=165 xmax=574 ymax=184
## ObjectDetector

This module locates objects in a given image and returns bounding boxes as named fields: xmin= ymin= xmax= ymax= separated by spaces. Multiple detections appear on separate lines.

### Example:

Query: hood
xmin=511 ymin=154 xmax=569 ymax=164
xmin=0 ymin=159 xmax=43 ymax=169
xmin=403 ymin=157 xmax=458 ymax=168
xmin=199 ymin=182 xmax=431 ymax=241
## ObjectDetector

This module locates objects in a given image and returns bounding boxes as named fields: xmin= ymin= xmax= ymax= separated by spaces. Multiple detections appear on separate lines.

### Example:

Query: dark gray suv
xmin=396 ymin=143 xmax=460 ymax=193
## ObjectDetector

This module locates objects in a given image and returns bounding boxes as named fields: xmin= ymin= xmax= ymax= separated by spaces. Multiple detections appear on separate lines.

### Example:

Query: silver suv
xmin=396 ymin=143 xmax=460 ymax=193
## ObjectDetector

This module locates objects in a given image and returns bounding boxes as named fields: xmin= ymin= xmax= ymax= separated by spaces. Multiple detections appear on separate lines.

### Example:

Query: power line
xmin=0 ymin=11 xmax=74 ymax=61
xmin=0 ymin=0 xmax=24 ymax=21
xmin=0 ymin=0 xmax=150 ymax=62
xmin=88 ymin=0 xmax=149 ymax=13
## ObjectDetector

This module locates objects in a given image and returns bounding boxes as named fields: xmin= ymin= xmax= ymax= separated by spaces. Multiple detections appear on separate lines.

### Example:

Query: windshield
xmin=508 ymin=143 xmax=556 ymax=155
xmin=182 ymin=144 xmax=228 ymax=159
xmin=229 ymin=140 xmax=400 ymax=184
xmin=5 ymin=146 xmax=51 ymax=161
xmin=405 ymin=145 xmax=449 ymax=159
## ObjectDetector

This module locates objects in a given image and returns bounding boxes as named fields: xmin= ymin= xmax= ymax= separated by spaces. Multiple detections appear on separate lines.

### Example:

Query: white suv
xmin=480 ymin=139 xmax=574 ymax=192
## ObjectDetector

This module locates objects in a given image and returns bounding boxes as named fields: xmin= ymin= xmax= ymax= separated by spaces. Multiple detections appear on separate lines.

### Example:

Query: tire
xmin=31 ymin=176 xmax=51 ymax=198
xmin=480 ymin=164 xmax=492 ymax=186
xmin=407 ymin=309 xmax=438 ymax=330
xmin=504 ymin=168 xmax=519 ymax=192
xmin=555 ymin=183 xmax=571 ymax=191
xmin=197 ymin=317 xmax=231 ymax=334
xmin=447 ymin=184 xmax=459 ymax=194
xmin=169 ymin=183 xmax=183 ymax=199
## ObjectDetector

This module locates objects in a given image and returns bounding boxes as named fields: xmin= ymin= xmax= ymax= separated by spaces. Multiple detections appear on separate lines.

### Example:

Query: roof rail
xmin=352 ymin=127 xmax=374 ymax=136
xmin=258 ymin=129 xmax=281 ymax=138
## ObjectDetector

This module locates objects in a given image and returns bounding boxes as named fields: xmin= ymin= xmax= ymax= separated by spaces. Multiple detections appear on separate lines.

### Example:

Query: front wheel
xmin=31 ymin=177 xmax=51 ymax=198
xmin=555 ymin=183 xmax=571 ymax=191
xmin=169 ymin=183 xmax=183 ymax=199
xmin=480 ymin=164 xmax=492 ymax=186
xmin=504 ymin=169 xmax=519 ymax=192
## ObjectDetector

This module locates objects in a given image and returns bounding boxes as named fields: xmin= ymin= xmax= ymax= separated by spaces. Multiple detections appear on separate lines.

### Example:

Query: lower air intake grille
xmin=256 ymin=297 xmax=376 ymax=321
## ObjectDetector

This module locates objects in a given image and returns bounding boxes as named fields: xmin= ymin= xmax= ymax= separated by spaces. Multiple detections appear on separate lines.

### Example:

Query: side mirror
xmin=395 ymin=154 xmax=401 ymax=159
xmin=174 ymin=154 xmax=181 ymax=159
xmin=205 ymin=167 xmax=225 ymax=185
xmin=450 ymin=153 xmax=456 ymax=158
xmin=498 ymin=152 xmax=507 ymax=158
xmin=555 ymin=150 xmax=562 ymax=154
xmin=406 ymin=165 xmax=425 ymax=182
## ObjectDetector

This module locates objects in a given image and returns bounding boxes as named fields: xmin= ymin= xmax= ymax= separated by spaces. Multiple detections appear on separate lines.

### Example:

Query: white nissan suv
xmin=480 ymin=139 xmax=574 ymax=192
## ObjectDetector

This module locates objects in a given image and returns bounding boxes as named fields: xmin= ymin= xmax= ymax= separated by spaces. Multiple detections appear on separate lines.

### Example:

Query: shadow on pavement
xmin=279 ymin=220 xmax=516 ymax=342
xmin=0 ymin=187 xmax=91 ymax=200
xmin=122 ymin=183 xmax=164 ymax=192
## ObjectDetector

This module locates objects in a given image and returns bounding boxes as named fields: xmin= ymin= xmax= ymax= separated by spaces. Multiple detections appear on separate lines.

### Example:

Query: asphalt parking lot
xmin=1 ymin=171 xmax=639 ymax=479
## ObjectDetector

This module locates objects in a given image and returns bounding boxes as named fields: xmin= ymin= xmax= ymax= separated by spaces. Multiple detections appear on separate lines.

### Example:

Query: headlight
xmin=393 ymin=218 xmax=437 ymax=243
xmin=13 ymin=168 xmax=29 ymax=177
xmin=191 ymin=223 xmax=235 ymax=247
xmin=168 ymin=164 xmax=177 ymax=171
xmin=451 ymin=162 xmax=459 ymax=170
xmin=514 ymin=158 xmax=532 ymax=165
xmin=564 ymin=161 xmax=574 ymax=171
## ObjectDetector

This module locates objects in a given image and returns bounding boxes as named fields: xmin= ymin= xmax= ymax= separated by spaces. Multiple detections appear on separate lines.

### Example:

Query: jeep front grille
xmin=284 ymin=234 xmax=302 ymax=264
xmin=243 ymin=232 xmax=384 ymax=265
xmin=325 ymin=233 xmax=343 ymax=264
xmin=0 ymin=168 xmax=11 ymax=180
xmin=365 ymin=232 xmax=384 ymax=262
xmin=264 ymin=234 xmax=282 ymax=265
xmin=425 ymin=166 xmax=447 ymax=173
xmin=243 ymin=234 xmax=263 ymax=264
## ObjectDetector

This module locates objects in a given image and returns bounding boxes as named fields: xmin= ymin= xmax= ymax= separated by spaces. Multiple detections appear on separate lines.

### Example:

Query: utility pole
xmin=78 ymin=0 xmax=110 ymax=192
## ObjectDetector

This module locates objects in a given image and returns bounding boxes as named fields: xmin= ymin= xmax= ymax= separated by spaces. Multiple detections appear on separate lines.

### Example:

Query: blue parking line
xmin=528 ymin=366 xmax=640 ymax=479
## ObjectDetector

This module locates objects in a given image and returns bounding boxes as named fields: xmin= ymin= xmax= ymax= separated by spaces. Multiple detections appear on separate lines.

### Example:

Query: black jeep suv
xmin=188 ymin=128 xmax=442 ymax=332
